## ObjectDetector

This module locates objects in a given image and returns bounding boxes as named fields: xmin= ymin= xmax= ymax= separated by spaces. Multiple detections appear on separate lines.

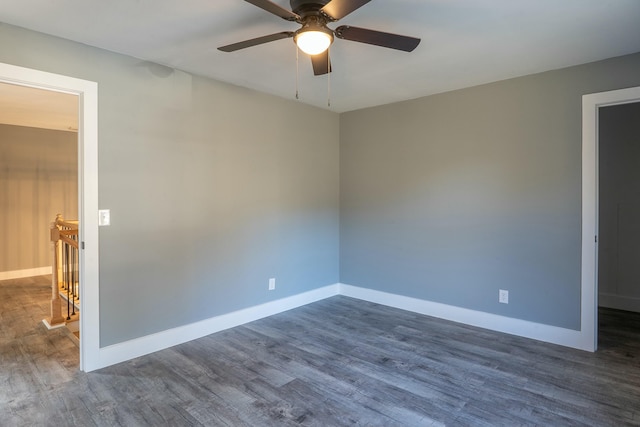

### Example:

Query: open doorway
xmin=597 ymin=101 xmax=640 ymax=348
xmin=582 ymin=85 xmax=640 ymax=351
xmin=0 ymin=62 xmax=99 ymax=371
xmin=598 ymin=102 xmax=640 ymax=312
xmin=0 ymin=81 xmax=80 ymax=342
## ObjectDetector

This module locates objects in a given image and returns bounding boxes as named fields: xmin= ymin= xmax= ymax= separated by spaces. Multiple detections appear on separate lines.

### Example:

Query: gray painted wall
xmin=2 ymin=21 xmax=640 ymax=346
xmin=0 ymin=24 xmax=340 ymax=346
xmin=340 ymin=53 xmax=640 ymax=330
xmin=599 ymin=102 xmax=640 ymax=311
xmin=0 ymin=124 xmax=78 ymax=272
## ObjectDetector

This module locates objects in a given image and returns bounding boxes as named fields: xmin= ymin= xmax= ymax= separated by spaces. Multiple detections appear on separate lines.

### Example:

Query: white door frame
xmin=582 ymin=85 xmax=640 ymax=352
xmin=0 ymin=62 xmax=99 ymax=371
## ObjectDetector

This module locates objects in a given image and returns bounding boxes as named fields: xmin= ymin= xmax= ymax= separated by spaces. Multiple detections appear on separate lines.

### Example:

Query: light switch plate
xmin=98 ymin=209 xmax=110 ymax=226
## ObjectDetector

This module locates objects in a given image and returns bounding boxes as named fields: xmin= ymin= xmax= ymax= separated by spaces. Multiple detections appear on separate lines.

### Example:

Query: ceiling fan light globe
xmin=295 ymin=31 xmax=332 ymax=55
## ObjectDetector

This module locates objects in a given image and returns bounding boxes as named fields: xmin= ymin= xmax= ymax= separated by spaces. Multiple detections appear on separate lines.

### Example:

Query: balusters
xmin=64 ymin=242 xmax=71 ymax=320
xmin=48 ymin=214 xmax=80 ymax=325
xmin=73 ymin=233 xmax=79 ymax=304
xmin=71 ymin=237 xmax=76 ymax=317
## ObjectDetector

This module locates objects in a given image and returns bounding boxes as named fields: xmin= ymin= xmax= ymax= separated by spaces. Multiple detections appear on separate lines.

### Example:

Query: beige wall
xmin=0 ymin=124 xmax=78 ymax=272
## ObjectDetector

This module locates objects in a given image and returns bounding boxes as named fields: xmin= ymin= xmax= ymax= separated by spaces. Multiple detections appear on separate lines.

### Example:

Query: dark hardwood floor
xmin=2 ymin=276 xmax=640 ymax=426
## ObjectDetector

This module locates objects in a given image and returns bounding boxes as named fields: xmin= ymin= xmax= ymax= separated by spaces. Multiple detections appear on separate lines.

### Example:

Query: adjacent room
xmin=1 ymin=0 xmax=640 ymax=425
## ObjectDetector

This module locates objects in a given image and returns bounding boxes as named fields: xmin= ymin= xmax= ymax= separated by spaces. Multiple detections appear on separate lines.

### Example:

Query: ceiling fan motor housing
xmin=290 ymin=0 xmax=331 ymax=17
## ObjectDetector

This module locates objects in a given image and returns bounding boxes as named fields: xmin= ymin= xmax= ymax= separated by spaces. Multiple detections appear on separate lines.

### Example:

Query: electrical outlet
xmin=268 ymin=278 xmax=276 ymax=291
xmin=499 ymin=289 xmax=509 ymax=304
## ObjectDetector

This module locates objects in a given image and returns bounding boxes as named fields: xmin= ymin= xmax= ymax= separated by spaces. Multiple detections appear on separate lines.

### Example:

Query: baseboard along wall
xmin=88 ymin=282 xmax=594 ymax=371
xmin=91 ymin=284 xmax=340 ymax=371
xmin=599 ymin=292 xmax=640 ymax=313
xmin=338 ymin=284 xmax=591 ymax=352
xmin=0 ymin=266 xmax=52 ymax=281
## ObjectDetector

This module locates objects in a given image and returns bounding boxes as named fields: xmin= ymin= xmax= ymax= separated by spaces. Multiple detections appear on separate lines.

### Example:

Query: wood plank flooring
xmin=2 ymin=276 xmax=640 ymax=426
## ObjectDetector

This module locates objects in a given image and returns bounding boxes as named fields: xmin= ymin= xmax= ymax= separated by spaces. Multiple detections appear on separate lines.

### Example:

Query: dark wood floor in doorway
xmin=2 ymin=276 xmax=640 ymax=426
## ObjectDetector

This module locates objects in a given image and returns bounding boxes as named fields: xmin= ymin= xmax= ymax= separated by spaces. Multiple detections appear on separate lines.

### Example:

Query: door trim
xmin=582 ymin=85 xmax=640 ymax=352
xmin=0 ymin=62 xmax=99 ymax=371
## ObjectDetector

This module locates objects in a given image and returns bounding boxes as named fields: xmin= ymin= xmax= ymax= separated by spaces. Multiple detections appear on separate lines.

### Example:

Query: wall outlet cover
xmin=499 ymin=289 xmax=509 ymax=304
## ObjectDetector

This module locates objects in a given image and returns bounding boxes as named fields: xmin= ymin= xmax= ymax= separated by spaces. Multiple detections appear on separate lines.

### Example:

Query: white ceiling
xmin=1 ymin=0 xmax=639 ymax=112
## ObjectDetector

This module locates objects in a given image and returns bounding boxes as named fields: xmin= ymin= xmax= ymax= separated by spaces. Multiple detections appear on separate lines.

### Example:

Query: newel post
xmin=48 ymin=214 xmax=64 ymax=326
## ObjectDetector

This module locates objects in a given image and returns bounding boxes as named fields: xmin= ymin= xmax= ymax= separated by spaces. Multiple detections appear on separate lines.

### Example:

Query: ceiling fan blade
xmin=320 ymin=0 xmax=371 ymax=21
xmin=335 ymin=25 xmax=421 ymax=52
xmin=310 ymin=51 xmax=332 ymax=76
xmin=244 ymin=0 xmax=300 ymax=21
xmin=218 ymin=31 xmax=294 ymax=52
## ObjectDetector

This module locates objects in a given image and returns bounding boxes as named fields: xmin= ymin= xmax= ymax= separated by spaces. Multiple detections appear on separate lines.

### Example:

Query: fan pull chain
xmin=327 ymin=46 xmax=331 ymax=108
xmin=295 ymin=45 xmax=299 ymax=100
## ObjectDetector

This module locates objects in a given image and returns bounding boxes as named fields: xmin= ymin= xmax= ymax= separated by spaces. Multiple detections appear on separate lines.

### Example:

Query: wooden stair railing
xmin=48 ymin=214 xmax=79 ymax=328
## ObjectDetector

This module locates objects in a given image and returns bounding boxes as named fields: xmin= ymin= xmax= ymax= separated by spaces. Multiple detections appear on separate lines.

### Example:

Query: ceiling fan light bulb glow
xmin=296 ymin=31 xmax=332 ymax=55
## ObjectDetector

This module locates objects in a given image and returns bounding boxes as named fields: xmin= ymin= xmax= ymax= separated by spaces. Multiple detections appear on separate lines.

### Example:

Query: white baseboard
xmin=599 ymin=293 xmax=640 ymax=313
xmin=89 ymin=281 xmax=594 ymax=371
xmin=338 ymin=283 xmax=592 ymax=351
xmin=90 ymin=284 xmax=340 ymax=371
xmin=0 ymin=266 xmax=52 ymax=281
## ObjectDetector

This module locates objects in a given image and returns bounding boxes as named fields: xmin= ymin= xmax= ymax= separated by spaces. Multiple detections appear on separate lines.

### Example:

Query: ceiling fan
xmin=218 ymin=0 xmax=421 ymax=76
